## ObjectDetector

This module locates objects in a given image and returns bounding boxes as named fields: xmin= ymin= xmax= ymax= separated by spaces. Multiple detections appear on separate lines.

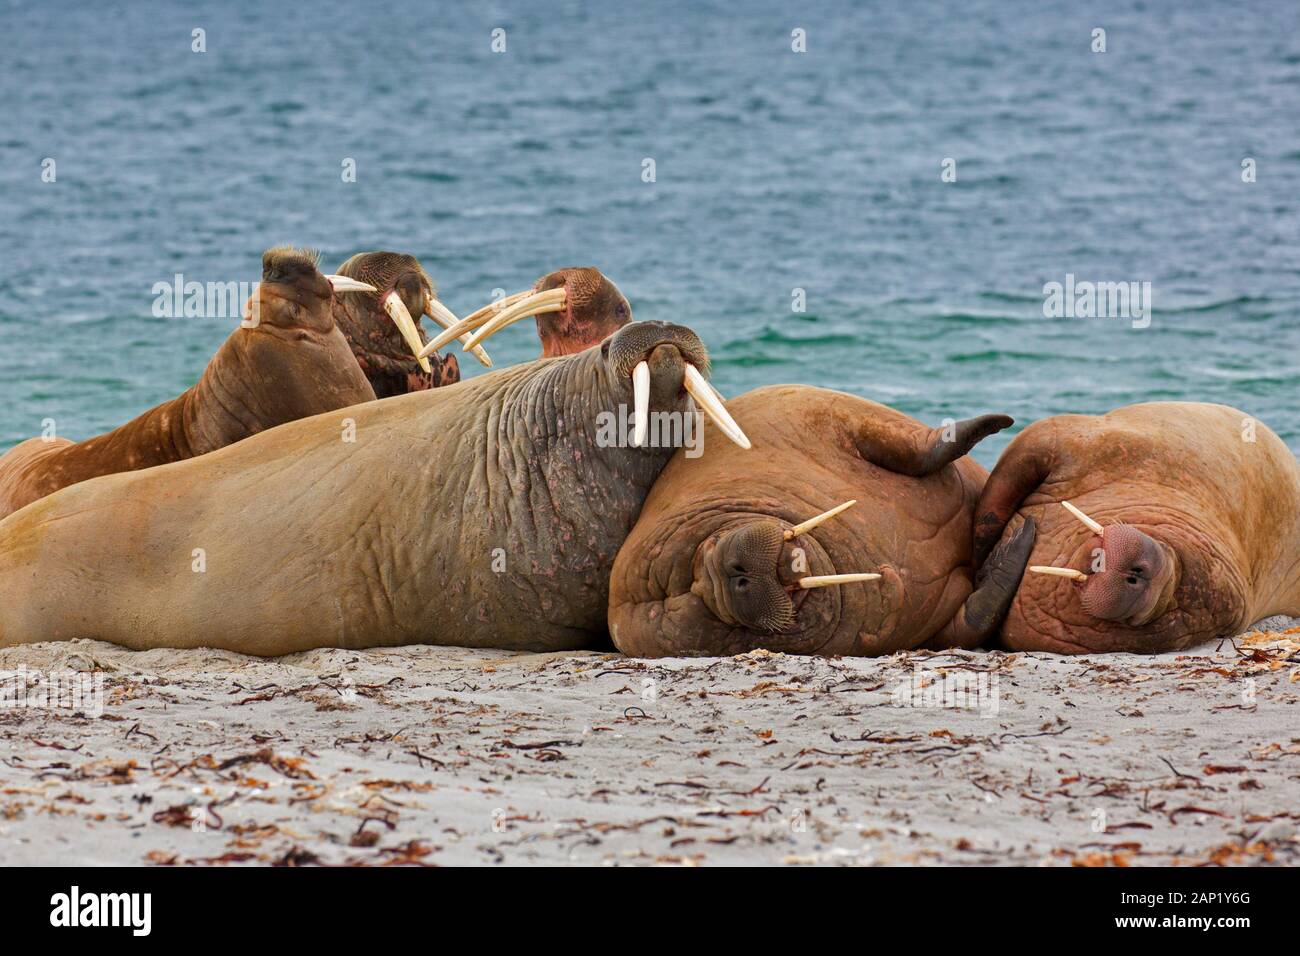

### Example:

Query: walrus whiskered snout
xmin=1027 ymin=501 xmax=1179 ymax=627
xmin=694 ymin=521 xmax=796 ymax=633
xmin=1079 ymin=524 xmax=1178 ymax=625
xmin=691 ymin=504 xmax=883 ymax=635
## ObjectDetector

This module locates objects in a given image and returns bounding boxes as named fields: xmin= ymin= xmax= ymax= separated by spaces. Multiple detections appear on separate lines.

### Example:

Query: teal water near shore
xmin=1 ymin=0 xmax=1297 ymax=467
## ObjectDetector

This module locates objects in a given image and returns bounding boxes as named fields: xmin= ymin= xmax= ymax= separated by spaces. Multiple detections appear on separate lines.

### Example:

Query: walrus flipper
xmin=855 ymin=413 xmax=1013 ymax=478
xmin=927 ymin=516 xmax=1036 ymax=649
xmin=972 ymin=426 xmax=1058 ymax=568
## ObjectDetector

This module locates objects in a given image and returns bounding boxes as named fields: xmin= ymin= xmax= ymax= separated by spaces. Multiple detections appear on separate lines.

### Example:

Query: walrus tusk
xmin=1062 ymin=500 xmax=1104 ymax=535
xmin=632 ymin=360 xmax=650 ymax=447
xmin=423 ymin=291 xmax=492 ymax=368
xmin=325 ymin=275 xmax=378 ymax=294
xmin=418 ymin=290 xmax=533 ymax=358
xmin=1028 ymin=565 xmax=1089 ymax=581
xmin=784 ymin=499 xmax=857 ymax=540
xmin=683 ymin=365 xmax=751 ymax=450
xmin=798 ymin=573 xmax=882 ymax=589
xmin=382 ymin=292 xmax=432 ymax=374
xmin=462 ymin=289 xmax=567 ymax=351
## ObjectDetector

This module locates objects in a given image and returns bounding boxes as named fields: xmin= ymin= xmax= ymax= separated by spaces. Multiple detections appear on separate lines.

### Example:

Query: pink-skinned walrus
xmin=972 ymin=402 xmax=1300 ymax=653
xmin=0 ymin=248 xmax=389 ymax=520
xmin=607 ymin=385 xmax=1036 ymax=657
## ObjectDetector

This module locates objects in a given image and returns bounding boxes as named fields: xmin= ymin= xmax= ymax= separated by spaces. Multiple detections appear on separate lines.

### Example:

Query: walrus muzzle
xmin=1028 ymin=501 xmax=1180 ymax=628
xmin=1079 ymin=524 xmax=1179 ymax=626
xmin=693 ymin=522 xmax=797 ymax=633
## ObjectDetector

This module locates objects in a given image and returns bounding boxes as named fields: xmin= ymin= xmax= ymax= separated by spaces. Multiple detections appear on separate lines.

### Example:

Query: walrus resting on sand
xmin=331 ymin=251 xmax=488 ymax=396
xmin=0 ymin=248 xmax=384 ymax=520
xmin=972 ymin=402 xmax=1300 ymax=653
xmin=0 ymin=322 xmax=752 ymax=654
xmin=419 ymin=267 xmax=632 ymax=362
xmin=607 ymin=385 xmax=1036 ymax=657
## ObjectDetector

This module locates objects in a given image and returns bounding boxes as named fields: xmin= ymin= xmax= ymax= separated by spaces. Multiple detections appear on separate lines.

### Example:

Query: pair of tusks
xmin=1027 ymin=500 xmax=1103 ymax=583
xmin=776 ymin=498 xmax=883 ymax=590
xmin=629 ymin=358 xmax=754 ymax=452
xmin=629 ymin=360 xmax=752 ymax=450
xmin=418 ymin=287 xmax=563 ymax=359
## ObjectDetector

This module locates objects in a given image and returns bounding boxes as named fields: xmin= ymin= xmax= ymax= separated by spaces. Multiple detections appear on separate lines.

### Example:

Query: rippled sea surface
xmin=1 ymin=0 xmax=1296 ymax=465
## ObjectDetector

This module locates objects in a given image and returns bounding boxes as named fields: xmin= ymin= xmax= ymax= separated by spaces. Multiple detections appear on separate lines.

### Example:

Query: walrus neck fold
xmin=37 ymin=390 xmax=200 ymax=486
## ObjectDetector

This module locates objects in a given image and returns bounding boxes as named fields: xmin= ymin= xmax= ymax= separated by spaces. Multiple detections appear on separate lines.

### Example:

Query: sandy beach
xmin=2 ymin=618 xmax=1297 ymax=867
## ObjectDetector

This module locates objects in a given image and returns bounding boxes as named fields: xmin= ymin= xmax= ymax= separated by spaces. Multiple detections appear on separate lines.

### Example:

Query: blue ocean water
xmin=1 ymin=0 xmax=1296 ymax=466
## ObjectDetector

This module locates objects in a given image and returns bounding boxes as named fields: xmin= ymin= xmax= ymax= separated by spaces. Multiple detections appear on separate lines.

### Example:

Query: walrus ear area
xmin=854 ymin=413 xmax=1013 ymax=478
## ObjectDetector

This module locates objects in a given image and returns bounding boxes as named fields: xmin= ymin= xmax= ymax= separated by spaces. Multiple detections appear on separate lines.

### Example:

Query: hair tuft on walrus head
xmin=262 ymin=246 xmax=322 ymax=277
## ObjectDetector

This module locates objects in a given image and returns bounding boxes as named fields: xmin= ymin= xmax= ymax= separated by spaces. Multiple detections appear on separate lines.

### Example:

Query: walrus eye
xmin=735 ymin=577 xmax=749 ymax=590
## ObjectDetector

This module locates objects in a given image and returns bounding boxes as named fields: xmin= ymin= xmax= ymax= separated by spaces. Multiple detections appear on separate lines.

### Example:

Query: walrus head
xmin=330 ymin=251 xmax=476 ymax=394
xmin=418 ymin=267 xmax=632 ymax=362
xmin=973 ymin=415 xmax=1241 ymax=653
xmin=243 ymin=247 xmax=357 ymax=332
xmin=690 ymin=501 xmax=888 ymax=639
xmin=610 ymin=495 xmax=893 ymax=657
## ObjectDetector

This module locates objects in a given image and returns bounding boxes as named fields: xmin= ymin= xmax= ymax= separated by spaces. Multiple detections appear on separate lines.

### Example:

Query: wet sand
xmin=1 ymin=618 xmax=1297 ymax=866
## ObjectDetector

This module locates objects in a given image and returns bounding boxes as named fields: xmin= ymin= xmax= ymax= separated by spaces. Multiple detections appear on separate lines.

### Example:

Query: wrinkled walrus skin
xmin=0 ymin=249 xmax=377 ymax=521
xmin=972 ymin=402 xmax=1300 ymax=654
xmin=608 ymin=385 xmax=1034 ymax=657
xmin=0 ymin=322 xmax=720 ymax=656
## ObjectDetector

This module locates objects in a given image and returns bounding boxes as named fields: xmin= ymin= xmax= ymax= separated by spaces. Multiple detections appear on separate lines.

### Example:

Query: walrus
xmin=0 ymin=248 xmax=384 ymax=521
xmin=0 ymin=322 xmax=752 ymax=654
xmin=971 ymin=402 xmax=1300 ymax=653
xmin=419 ymin=267 xmax=632 ymax=362
xmin=331 ymin=251 xmax=488 ymax=396
xmin=607 ymin=385 xmax=1036 ymax=657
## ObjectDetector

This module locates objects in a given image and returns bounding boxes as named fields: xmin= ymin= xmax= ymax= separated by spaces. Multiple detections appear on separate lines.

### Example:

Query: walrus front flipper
xmin=928 ymin=517 xmax=1036 ymax=649
xmin=855 ymin=413 xmax=1013 ymax=478
xmin=972 ymin=426 xmax=1059 ymax=568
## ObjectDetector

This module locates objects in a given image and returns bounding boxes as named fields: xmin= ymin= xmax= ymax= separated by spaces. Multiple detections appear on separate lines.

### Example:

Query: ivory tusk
xmin=325 ymin=275 xmax=378 ymax=294
xmin=1062 ymin=500 xmax=1104 ymax=535
xmin=462 ymin=289 xmax=567 ymax=351
xmin=784 ymin=500 xmax=857 ymax=541
xmin=382 ymin=292 xmax=432 ymax=373
xmin=683 ymin=364 xmax=751 ymax=450
xmin=424 ymin=291 xmax=492 ymax=368
xmin=797 ymin=573 xmax=882 ymax=589
xmin=418 ymin=290 xmax=533 ymax=359
xmin=1028 ymin=565 xmax=1089 ymax=582
xmin=632 ymin=360 xmax=650 ymax=447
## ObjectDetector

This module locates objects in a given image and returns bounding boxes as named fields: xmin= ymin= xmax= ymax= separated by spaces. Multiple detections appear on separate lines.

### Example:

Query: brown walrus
xmin=419 ymin=267 xmax=632 ymax=362
xmin=0 ymin=248 xmax=383 ymax=521
xmin=330 ymin=251 xmax=482 ymax=396
xmin=607 ymin=385 xmax=1036 ymax=657
xmin=0 ymin=322 xmax=752 ymax=654
xmin=972 ymin=402 xmax=1300 ymax=653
